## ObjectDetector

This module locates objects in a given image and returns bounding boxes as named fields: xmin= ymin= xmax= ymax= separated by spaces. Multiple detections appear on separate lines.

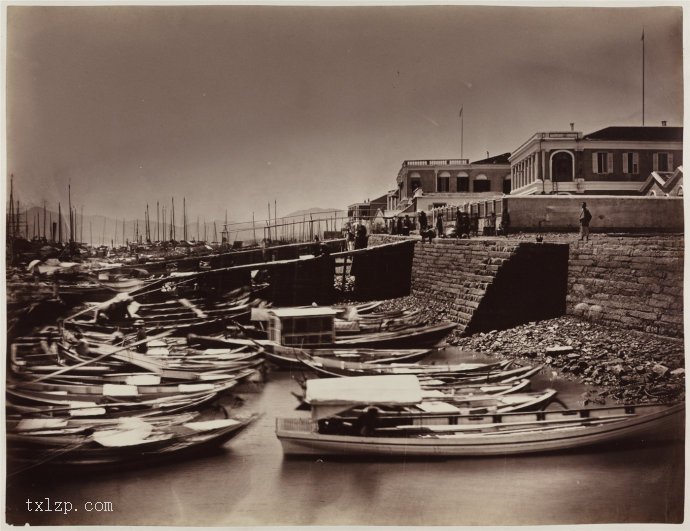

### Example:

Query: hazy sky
xmin=5 ymin=4 xmax=684 ymax=223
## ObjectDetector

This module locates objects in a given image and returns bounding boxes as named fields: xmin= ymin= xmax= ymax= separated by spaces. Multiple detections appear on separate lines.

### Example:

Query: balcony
xmin=403 ymin=159 xmax=470 ymax=167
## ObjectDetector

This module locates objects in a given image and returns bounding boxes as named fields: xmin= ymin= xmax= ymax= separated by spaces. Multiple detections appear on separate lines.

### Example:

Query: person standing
xmin=579 ymin=202 xmax=592 ymax=241
xmin=135 ymin=320 xmax=148 ymax=353
xmin=435 ymin=212 xmax=444 ymax=238
xmin=354 ymin=223 xmax=368 ymax=250
xmin=402 ymin=215 xmax=411 ymax=236
xmin=418 ymin=210 xmax=428 ymax=232
xmin=500 ymin=209 xmax=511 ymax=236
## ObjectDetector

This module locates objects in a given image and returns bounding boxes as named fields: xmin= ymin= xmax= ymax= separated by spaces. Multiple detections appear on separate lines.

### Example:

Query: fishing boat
xmin=8 ymin=412 xmax=258 ymax=471
xmin=188 ymin=332 xmax=432 ymax=370
xmin=292 ymin=386 xmax=557 ymax=414
xmin=276 ymin=375 xmax=684 ymax=457
xmin=294 ymin=351 xmax=516 ymax=378
xmin=197 ymin=306 xmax=455 ymax=368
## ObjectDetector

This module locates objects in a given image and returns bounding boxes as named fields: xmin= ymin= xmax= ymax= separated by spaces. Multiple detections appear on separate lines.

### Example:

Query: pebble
xmin=378 ymin=295 xmax=685 ymax=404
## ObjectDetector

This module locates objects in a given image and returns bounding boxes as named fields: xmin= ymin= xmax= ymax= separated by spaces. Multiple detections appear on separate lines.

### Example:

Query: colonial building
xmin=509 ymin=125 xmax=683 ymax=195
xmin=393 ymin=154 xmax=511 ymax=213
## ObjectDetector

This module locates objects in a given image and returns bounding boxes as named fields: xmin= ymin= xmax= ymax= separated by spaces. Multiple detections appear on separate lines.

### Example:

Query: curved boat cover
xmin=307 ymin=375 xmax=423 ymax=420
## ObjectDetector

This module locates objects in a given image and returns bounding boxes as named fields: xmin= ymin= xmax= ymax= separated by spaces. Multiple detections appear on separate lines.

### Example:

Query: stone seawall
xmin=567 ymin=235 xmax=683 ymax=337
xmin=369 ymin=233 xmax=684 ymax=337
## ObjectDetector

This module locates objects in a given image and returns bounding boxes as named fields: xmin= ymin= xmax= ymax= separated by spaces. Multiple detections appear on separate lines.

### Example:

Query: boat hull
xmin=276 ymin=404 xmax=684 ymax=457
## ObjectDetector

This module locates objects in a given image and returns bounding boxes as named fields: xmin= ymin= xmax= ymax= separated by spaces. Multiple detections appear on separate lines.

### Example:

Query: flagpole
xmin=459 ymin=106 xmax=464 ymax=160
xmin=642 ymin=28 xmax=645 ymax=126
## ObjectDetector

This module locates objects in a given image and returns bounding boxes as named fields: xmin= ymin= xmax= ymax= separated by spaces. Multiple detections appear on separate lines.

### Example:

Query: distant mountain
xmin=283 ymin=207 xmax=345 ymax=219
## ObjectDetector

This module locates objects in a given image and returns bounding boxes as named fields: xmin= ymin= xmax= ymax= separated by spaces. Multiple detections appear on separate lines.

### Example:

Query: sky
xmin=5 ymin=3 xmax=684 ymax=225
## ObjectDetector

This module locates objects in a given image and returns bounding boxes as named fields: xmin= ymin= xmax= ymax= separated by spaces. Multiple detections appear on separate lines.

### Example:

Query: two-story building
xmin=509 ymin=125 xmax=683 ymax=195
xmin=393 ymin=154 xmax=511 ymax=213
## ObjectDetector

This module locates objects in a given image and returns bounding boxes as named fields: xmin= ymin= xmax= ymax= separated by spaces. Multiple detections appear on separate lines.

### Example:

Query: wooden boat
xmin=276 ymin=375 xmax=685 ymax=457
xmin=187 ymin=334 xmax=432 ymax=370
xmin=333 ymin=322 xmax=457 ymax=349
xmin=295 ymin=352 xmax=514 ymax=378
xmin=8 ymin=413 xmax=257 ymax=471
xmin=292 ymin=387 xmax=557 ymax=414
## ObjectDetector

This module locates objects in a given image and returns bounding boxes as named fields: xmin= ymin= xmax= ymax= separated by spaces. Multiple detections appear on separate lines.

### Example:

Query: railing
xmin=276 ymin=418 xmax=315 ymax=432
xmin=403 ymin=159 xmax=470 ymax=167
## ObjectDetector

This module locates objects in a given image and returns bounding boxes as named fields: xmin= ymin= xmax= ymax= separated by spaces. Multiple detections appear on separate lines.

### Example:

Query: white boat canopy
xmin=307 ymin=375 xmax=423 ymax=420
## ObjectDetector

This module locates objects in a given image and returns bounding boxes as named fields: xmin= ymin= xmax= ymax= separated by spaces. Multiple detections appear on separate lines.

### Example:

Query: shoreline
xmin=378 ymin=294 xmax=685 ymax=405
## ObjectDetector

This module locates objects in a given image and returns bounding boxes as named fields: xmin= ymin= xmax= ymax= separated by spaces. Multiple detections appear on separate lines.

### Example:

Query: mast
xmin=157 ymin=201 xmax=160 ymax=242
xmin=68 ymin=183 xmax=73 ymax=243
xmin=183 ymin=197 xmax=187 ymax=241
xmin=171 ymin=197 xmax=175 ymax=241
xmin=58 ymin=202 xmax=62 ymax=243
xmin=8 ymin=174 xmax=14 ymax=238
xmin=43 ymin=201 xmax=47 ymax=239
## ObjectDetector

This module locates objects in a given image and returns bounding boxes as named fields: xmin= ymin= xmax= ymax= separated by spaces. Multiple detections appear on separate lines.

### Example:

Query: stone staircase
xmin=411 ymin=239 xmax=569 ymax=335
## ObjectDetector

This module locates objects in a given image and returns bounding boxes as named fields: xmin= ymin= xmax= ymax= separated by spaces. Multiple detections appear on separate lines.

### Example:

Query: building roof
xmin=470 ymin=152 xmax=511 ymax=165
xmin=639 ymin=166 xmax=684 ymax=195
xmin=584 ymin=126 xmax=683 ymax=142
xmin=269 ymin=307 xmax=340 ymax=318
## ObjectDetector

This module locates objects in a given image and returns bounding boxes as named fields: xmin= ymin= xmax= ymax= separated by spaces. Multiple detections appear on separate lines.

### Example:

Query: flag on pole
xmin=641 ymin=29 xmax=644 ymax=41
xmin=459 ymin=106 xmax=463 ymax=118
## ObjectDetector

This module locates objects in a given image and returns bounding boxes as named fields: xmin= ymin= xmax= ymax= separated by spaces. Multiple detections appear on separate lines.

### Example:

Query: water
xmin=6 ymin=348 xmax=684 ymax=526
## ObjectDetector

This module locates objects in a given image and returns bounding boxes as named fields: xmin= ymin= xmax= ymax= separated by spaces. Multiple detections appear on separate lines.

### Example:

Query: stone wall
xmin=566 ymin=235 xmax=684 ymax=337
xmin=369 ymin=233 xmax=684 ymax=338
xmin=504 ymin=196 xmax=683 ymax=232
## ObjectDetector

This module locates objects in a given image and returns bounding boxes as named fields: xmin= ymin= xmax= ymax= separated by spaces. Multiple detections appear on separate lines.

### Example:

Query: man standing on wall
xmin=579 ymin=202 xmax=592 ymax=241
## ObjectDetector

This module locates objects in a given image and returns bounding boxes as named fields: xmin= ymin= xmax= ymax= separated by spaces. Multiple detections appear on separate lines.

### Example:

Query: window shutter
xmin=622 ymin=153 xmax=628 ymax=173
xmin=607 ymin=153 xmax=613 ymax=174
xmin=669 ymin=153 xmax=674 ymax=170
xmin=592 ymin=153 xmax=598 ymax=173
xmin=653 ymin=153 xmax=658 ymax=171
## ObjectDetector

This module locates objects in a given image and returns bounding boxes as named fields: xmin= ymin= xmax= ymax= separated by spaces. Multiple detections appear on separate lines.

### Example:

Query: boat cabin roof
xmin=306 ymin=374 xmax=423 ymax=405
xmin=269 ymin=307 xmax=340 ymax=318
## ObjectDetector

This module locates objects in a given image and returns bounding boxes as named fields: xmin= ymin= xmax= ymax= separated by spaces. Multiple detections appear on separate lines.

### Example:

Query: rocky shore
xmin=379 ymin=294 xmax=685 ymax=405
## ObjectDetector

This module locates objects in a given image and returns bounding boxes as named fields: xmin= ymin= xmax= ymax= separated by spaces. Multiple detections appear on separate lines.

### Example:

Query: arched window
xmin=437 ymin=171 xmax=450 ymax=192
xmin=456 ymin=171 xmax=469 ymax=192
xmin=473 ymin=174 xmax=490 ymax=192
xmin=677 ymin=186 xmax=683 ymax=197
xmin=550 ymin=151 xmax=574 ymax=182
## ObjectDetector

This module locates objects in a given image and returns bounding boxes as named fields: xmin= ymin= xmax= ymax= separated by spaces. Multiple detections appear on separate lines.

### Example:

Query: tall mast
xmin=68 ymin=183 xmax=73 ymax=243
xmin=171 ymin=197 xmax=175 ymax=241
xmin=58 ymin=202 xmax=62 ymax=243
xmin=157 ymin=201 xmax=160 ymax=241
xmin=43 ymin=201 xmax=47 ymax=239
xmin=183 ymin=197 xmax=187 ymax=241
xmin=8 ymin=174 xmax=14 ymax=238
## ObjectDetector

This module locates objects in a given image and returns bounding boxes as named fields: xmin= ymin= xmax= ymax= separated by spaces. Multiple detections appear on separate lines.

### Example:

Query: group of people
xmin=345 ymin=222 xmax=369 ymax=251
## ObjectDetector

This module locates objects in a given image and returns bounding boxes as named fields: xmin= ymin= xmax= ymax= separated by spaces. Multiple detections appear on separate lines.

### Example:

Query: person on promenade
xmin=396 ymin=217 xmax=403 ymax=235
xmin=418 ymin=210 xmax=428 ymax=233
xmin=354 ymin=223 xmax=368 ymax=250
xmin=579 ymin=202 xmax=592 ymax=241
xmin=402 ymin=215 xmax=411 ymax=236
xmin=499 ymin=209 xmax=511 ymax=236
xmin=435 ymin=213 xmax=444 ymax=238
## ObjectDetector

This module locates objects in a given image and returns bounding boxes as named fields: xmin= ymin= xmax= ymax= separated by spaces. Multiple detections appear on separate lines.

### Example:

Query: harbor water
xmin=6 ymin=348 xmax=684 ymax=526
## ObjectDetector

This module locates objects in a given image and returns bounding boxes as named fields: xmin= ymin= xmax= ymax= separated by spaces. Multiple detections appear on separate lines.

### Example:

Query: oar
xmin=230 ymin=320 xmax=268 ymax=352
xmin=29 ymin=330 xmax=175 ymax=383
